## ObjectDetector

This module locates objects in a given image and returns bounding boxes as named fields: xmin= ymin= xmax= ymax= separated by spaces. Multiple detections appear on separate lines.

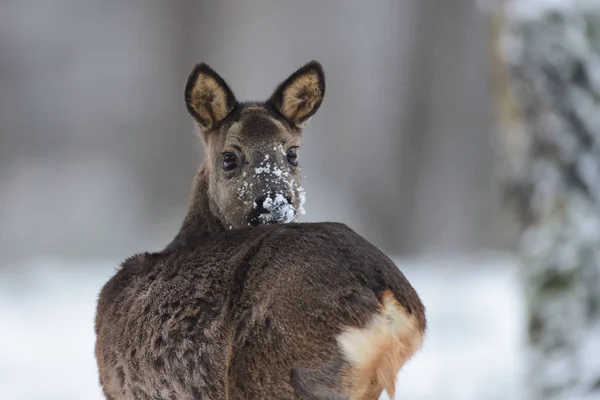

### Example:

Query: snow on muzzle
xmin=244 ymin=151 xmax=306 ymax=226
xmin=249 ymin=193 xmax=296 ymax=225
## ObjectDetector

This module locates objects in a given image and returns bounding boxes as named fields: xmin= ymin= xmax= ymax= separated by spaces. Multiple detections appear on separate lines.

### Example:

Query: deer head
xmin=184 ymin=61 xmax=325 ymax=229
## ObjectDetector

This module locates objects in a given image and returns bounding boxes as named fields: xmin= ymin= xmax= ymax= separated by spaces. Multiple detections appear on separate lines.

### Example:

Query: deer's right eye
xmin=222 ymin=153 xmax=238 ymax=171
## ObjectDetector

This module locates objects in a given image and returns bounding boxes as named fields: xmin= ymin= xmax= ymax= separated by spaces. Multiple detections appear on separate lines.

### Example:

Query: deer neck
xmin=165 ymin=163 xmax=226 ymax=250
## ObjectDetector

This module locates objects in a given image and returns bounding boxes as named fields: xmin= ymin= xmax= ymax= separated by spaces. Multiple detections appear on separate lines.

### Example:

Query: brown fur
xmin=94 ymin=62 xmax=426 ymax=400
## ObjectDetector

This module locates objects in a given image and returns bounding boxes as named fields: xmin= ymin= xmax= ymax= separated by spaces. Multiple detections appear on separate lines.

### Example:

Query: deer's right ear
xmin=185 ymin=63 xmax=238 ymax=131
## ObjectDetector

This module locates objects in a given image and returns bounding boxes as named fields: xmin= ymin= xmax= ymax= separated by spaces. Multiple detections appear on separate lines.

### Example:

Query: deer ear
xmin=269 ymin=61 xmax=325 ymax=128
xmin=185 ymin=63 xmax=237 ymax=130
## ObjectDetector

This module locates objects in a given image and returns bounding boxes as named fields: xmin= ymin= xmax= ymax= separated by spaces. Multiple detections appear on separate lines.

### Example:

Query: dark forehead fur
xmin=220 ymin=102 xmax=300 ymax=138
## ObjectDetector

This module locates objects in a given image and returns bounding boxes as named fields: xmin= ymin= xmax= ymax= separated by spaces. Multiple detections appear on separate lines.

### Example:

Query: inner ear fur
xmin=185 ymin=63 xmax=238 ymax=130
xmin=269 ymin=61 xmax=325 ymax=127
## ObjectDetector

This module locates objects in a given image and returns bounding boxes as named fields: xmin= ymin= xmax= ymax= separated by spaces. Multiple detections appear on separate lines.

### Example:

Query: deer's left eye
xmin=286 ymin=148 xmax=298 ymax=166
xmin=222 ymin=153 xmax=238 ymax=171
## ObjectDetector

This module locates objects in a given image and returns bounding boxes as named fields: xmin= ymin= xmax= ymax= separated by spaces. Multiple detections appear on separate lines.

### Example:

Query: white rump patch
xmin=337 ymin=291 xmax=424 ymax=399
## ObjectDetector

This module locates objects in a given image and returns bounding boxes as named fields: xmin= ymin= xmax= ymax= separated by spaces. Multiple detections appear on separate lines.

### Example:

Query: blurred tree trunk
xmin=392 ymin=0 xmax=496 ymax=255
xmin=490 ymin=1 xmax=600 ymax=398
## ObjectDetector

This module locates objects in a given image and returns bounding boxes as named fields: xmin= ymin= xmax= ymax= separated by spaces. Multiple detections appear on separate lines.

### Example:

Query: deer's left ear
xmin=185 ymin=63 xmax=238 ymax=131
xmin=269 ymin=61 xmax=325 ymax=128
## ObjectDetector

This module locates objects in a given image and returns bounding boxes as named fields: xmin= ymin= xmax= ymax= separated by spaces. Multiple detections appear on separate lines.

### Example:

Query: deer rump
xmin=95 ymin=222 xmax=425 ymax=400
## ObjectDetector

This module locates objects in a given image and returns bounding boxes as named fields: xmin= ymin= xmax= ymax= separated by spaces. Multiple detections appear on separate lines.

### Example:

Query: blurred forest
xmin=493 ymin=1 xmax=600 ymax=398
xmin=0 ymin=0 xmax=511 ymax=264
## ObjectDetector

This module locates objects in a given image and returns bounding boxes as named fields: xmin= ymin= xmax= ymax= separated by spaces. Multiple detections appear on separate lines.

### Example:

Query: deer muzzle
xmin=249 ymin=193 xmax=295 ymax=225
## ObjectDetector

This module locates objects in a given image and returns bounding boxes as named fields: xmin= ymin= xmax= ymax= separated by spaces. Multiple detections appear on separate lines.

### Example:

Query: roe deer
xmin=95 ymin=61 xmax=426 ymax=400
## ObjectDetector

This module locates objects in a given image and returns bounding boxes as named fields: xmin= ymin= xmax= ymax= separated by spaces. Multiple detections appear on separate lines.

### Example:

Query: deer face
xmin=185 ymin=62 xmax=325 ymax=229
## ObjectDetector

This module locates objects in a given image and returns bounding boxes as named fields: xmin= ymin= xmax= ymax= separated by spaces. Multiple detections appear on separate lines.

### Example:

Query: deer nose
xmin=250 ymin=193 xmax=294 ymax=226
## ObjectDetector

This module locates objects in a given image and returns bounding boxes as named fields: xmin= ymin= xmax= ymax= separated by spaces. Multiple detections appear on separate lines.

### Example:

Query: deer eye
xmin=286 ymin=147 xmax=298 ymax=166
xmin=222 ymin=152 xmax=238 ymax=171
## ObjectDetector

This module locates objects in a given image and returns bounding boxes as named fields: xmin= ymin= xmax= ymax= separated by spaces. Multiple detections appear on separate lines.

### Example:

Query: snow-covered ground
xmin=391 ymin=253 xmax=526 ymax=400
xmin=0 ymin=252 xmax=525 ymax=400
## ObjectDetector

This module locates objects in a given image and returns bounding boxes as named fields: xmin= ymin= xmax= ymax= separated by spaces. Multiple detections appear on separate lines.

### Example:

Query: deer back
xmin=95 ymin=222 xmax=425 ymax=400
